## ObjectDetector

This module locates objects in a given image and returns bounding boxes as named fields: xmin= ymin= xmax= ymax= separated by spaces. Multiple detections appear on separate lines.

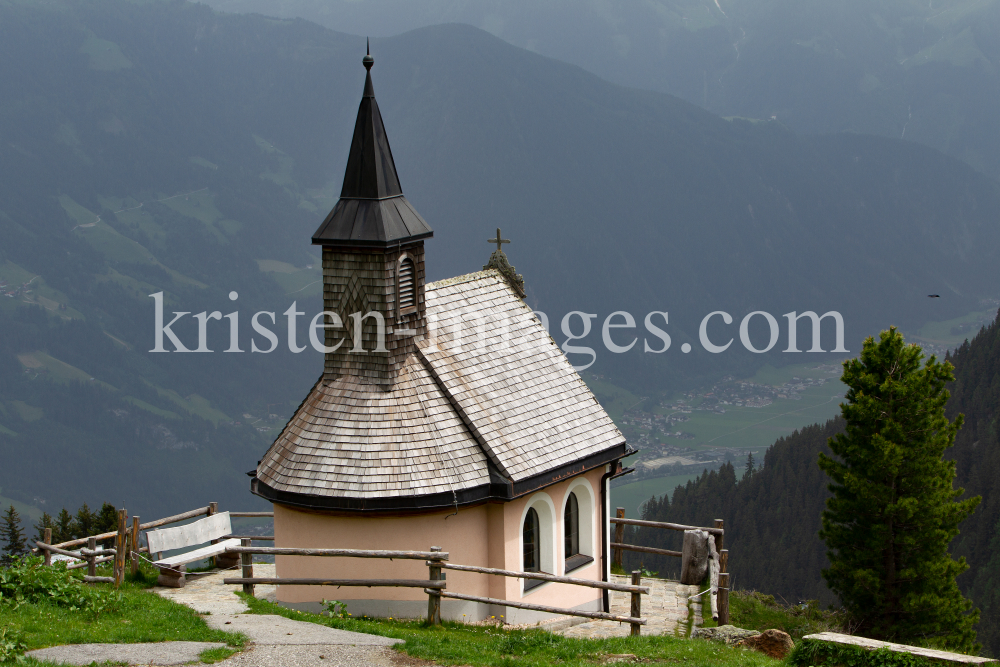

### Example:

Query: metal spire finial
xmin=363 ymin=38 xmax=374 ymax=71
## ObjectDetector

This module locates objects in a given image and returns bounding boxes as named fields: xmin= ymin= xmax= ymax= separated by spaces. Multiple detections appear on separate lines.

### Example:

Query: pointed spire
xmin=312 ymin=45 xmax=433 ymax=248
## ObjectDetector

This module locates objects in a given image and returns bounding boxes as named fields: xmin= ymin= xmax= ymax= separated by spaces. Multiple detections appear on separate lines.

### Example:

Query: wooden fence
xmin=224 ymin=544 xmax=652 ymax=633
xmin=610 ymin=509 xmax=730 ymax=624
xmin=33 ymin=503 xmax=274 ymax=588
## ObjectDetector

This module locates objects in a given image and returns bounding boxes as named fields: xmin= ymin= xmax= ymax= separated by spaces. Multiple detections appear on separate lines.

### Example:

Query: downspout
xmin=599 ymin=462 xmax=617 ymax=613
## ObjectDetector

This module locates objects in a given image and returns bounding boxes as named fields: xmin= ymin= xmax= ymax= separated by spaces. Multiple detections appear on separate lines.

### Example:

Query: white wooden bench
xmin=146 ymin=512 xmax=241 ymax=588
xmin=803 ymin=633 xmax=996 ymax=665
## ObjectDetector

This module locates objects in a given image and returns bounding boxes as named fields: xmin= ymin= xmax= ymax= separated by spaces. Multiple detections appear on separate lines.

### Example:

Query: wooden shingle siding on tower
xmin=321 ymin=243 xmax=427 ymax=383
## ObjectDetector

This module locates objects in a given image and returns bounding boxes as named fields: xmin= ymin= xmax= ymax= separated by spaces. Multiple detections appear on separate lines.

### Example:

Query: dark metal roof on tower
xmin=312 ymin=44 xmax=433 ymax=247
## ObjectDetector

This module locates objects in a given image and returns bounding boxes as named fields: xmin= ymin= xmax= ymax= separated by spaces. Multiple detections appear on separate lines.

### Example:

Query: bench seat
xmin=146 ymin=512 xmax=240 ymax=588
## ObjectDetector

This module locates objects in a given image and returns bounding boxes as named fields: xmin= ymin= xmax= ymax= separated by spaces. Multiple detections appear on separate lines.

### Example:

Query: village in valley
xmin=605 ymin=363 xmax=847 ymax=476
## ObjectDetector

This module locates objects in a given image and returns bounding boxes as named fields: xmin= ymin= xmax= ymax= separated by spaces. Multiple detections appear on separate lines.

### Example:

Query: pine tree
xmin=34 ymin=512 xmax=54 ymax=542
xmin=819 ymin=327 xmax=981 ymax=652
xmin=744 ymin=451 xmax=755 ymax=480
xmin=1 ymin=505 xmax=27 ymax=556
xmin=75 ymin=503 xmax=94 ymax=538
xmin=55 ymin=508 xmax=74 ymax=543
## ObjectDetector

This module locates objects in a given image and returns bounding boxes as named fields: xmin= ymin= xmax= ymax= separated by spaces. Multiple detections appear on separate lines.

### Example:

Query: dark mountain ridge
xmin=0 ymin=0 xmax=998 ymax=518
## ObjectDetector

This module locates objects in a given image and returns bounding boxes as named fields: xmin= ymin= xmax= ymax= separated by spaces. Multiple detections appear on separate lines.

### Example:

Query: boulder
xmin=740 ymin=629 xmax=795 ymax=659
xmin=680 ymin=529 xmax=709 ymax=584
xmin=691 ymin=625 xmax=759 ymax=646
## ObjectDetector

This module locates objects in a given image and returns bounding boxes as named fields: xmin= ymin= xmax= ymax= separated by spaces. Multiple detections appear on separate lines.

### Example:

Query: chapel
xmin=248 ymin=48 xmax=632 ymax=622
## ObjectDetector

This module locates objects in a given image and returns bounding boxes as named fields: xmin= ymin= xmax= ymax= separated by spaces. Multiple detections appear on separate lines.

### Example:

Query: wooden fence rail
xmin=438 ymin=562 xmax=650 ymax=595
xmin=220 ymin=544 xmax=450 ymax=622
xmin=610 ymin=509 xmax=730 ymax=625
xmin=434 ymin=591 xmax=646 ymax=627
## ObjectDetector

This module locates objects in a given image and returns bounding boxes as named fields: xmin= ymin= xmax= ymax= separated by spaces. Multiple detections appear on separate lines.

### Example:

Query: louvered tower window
xmin=397 ymin=257 xmax=416 ymax=314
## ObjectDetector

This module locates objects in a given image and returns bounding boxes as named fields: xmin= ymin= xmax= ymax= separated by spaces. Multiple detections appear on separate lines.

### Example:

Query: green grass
xmin=236 ymin=593 xmax=781 ymax=667
xmin=912 ymin=308 xmax=996 ymax=347
xmin=611 ymin=473 xmax=701 ymax=518
xmin=1 ymin=562 xmax=246 ymax=662
xmin=728 ymin=591 xmax=843 ymax=642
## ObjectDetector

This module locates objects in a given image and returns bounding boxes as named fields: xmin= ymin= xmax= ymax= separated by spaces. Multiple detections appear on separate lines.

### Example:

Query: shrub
xmin=0 ymin=555 xmax=120 ymax=614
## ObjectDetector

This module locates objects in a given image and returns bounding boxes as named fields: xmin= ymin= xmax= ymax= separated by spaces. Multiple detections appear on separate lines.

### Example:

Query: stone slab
xmin=25 ymin=641 xmax=226 ymax=666
xmin=205 ymin=613 xmax=402 ymax=646
xmin=803 ymin=633 xmax=996 ymax=665
xmin=213 ymin=644 xmax=403 ymax=667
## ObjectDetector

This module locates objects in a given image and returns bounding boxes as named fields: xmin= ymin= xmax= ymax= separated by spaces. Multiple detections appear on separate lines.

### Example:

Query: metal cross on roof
xmin=488 ymin=228 xmax=510 ymax=252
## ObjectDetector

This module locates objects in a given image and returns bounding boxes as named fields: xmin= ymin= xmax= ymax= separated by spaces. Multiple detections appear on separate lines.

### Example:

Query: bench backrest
xmin=146 ymin=512 xmax=232 ymax=555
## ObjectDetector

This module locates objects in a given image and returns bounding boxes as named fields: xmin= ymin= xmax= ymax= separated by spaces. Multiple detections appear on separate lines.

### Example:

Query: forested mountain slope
xmin=1 ymin=0 xmax=998 ymax=519
xmin=629 ymin=311 xmax=1000 ymax=655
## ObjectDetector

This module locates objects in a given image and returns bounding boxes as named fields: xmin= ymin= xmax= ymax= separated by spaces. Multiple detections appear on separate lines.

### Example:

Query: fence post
xmin=87 ymin=537 xmax=97 ymax=578
xmin=208 ymin=502 xmax=219 ymax=567
xmin=614 ymin=508 xmax=625 ymax=568
xmin=718 ymin=572 xmax=730 ymax=625
xmin=114 ymin=509 xmax=127 ymax=587
xmin=240 ymin=538 xmax=254 ymax=597
xmin=713 ymin=519 xmax=724 ymax=553
xmin=43 ymin=528 xmax=52 ymax=566
xmin=130 ymin=516 xmax=140 ymax=576
xmin=630 ymin=570 xmax=642 ymax=636
xmin=427 ymin=546 xmax=442 ymax=626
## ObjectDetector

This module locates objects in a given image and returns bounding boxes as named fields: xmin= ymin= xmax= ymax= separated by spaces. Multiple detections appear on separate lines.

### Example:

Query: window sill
xmin=565 ymin=553 xmax=595 ymax=574
xmin=523 ymin=573 xmax=548 ymax=592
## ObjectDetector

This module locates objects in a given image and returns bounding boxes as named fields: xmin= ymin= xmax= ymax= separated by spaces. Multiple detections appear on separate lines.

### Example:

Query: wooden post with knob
xmin=630 ymin=570 xmax=642 ymax=636
xmin=43 ymin=528 xmax=52 ymax=566
xmin=427 ymin=546 xmax=443 ymax=626
xmin=718 ymin=572 xmax=730 ymax=625
xmin=87 ymin=537 xmax=97 ymax=578
xmin=614 ymin=508 xmax=625 ymax=568
xmin=713 ymin=519 xmax=724 ymax=553
xmin=240 ymin=539 xmax=254 ymax=597
xmin=114 ymin=509 xmax=127 ymax=587
xmin=130 ymin=516 xmax=140 ymax=576
xmin=208 ymin=502 xmax=218 ymax=567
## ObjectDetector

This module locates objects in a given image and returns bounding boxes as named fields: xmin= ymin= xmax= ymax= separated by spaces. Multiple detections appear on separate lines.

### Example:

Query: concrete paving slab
xmin=25 ymin=641 xmax=226 ymax=666
xmin=205 ymin=614 xmax=402 ymax=646
xmin=213 ymin=644 xmax=405 ymax=667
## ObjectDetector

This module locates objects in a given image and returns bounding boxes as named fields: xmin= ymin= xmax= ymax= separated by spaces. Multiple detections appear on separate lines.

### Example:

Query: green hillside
xmin=1 ymin=0 xmax=999 ymax=521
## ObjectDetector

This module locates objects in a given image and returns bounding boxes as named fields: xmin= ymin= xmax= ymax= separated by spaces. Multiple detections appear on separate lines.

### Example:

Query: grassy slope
xmin=237 ymin=593 xmax=781 ymax=667
xmin=2 ymin=561 xmax=245 ymax=666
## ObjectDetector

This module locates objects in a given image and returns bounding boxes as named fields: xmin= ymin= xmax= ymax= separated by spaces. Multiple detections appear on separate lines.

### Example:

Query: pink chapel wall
xmin=273 ymin=466 xmax=608 ymax=622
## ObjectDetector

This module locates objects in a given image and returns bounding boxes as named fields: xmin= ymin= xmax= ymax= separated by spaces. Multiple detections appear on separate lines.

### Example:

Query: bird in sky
xmin=928 ymin=294 xmax=940 ymax=298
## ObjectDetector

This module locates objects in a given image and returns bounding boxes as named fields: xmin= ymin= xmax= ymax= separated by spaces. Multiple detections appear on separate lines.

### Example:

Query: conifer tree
xmin=75 ymin=503 xmax=94 ymax=538
xmin=744 ymin=451 xmax=755 ymax=480
xmin=34 ymin=512 xmax=54 ymax=542
xmin=55 ymin=508 xmax=74 ymax=543
xmin=819 ymin=327 xmax=980 ymax=652
xmin=1 ymin=505 xmax=27 ymax=556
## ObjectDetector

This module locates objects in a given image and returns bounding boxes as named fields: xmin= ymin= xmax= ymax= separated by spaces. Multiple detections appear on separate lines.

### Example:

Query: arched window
xmin=397 ymin=256 xmax=416 ymax=314
xmin=564 ymin=492 xmax=579 ymax=558
xmin=523 ymin=507 xmax=540 ymax=573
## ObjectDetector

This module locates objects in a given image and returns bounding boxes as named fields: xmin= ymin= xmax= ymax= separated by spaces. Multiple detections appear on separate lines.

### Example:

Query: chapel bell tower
xmin=311 ymin=46 xmax=433 ymax=388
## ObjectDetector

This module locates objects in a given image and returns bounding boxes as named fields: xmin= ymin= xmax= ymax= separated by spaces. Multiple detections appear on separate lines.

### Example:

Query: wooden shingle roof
xmin=253 ymin=269 xmax=626 ymax=511
xmin=419 ymin=270 xmax=625 ymax=482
